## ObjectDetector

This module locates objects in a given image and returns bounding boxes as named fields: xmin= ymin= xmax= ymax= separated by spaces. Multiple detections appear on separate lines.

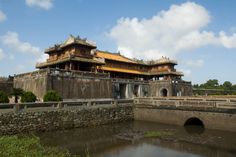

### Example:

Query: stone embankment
xmin=1 ymin=97 xmax=236 ymax=135
xmin=0 ymin=99 xmax=133 ymax=135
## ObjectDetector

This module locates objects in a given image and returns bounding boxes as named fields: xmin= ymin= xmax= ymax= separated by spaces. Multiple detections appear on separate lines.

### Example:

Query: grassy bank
xmin=144 ymin=131 xmax=174 ymax=138
xmin=0 ymin=135 xmax=73 ymax=157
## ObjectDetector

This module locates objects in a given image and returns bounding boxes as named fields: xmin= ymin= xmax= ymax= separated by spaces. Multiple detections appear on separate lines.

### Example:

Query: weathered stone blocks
xmin=0 ymin=105 xmax=133 ymax=135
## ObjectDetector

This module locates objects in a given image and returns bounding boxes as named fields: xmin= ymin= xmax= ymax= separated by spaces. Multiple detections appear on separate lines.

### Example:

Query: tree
xmin=21 ymin=91 xmax=37 ymax=103
xmin=193 ymin=84 xmax=199 ymax=88
xmin=232 ymin=84 xmax=236 ymax=91
xmin=223 ymin=81 xmax=232 ymax=90
xmin=203 ymin=79 xmax=219 ymax=89
xmin=0 ymin=91 xmax=9 ymax=103
xmin=43 ymin=90 xmax=62 ymax=102
xmin=11 ymin=88 xmax=24 ymax=103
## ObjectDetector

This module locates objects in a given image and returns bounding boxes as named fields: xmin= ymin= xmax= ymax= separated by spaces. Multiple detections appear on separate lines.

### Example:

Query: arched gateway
xmin=160 ymin=88 xmax=168 ymax=97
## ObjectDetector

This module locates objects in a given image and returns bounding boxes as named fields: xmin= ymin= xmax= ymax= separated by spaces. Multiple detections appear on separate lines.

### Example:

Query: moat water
xmin=39 ymin=121 xmax=236 ymax=157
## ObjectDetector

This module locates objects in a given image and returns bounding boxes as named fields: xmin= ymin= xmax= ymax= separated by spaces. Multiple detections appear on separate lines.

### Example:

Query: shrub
xmin=0 ymin=91 xmax=9 ymax=103
xmin=43 ymin=90 xmax=62 ymax=102
xmin=21 ymin=91 xmax=37 ymax=103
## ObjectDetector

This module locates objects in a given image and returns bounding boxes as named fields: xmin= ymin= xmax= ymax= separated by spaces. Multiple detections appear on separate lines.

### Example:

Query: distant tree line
xmin=193 ymin=79 xmax=236 ymax=95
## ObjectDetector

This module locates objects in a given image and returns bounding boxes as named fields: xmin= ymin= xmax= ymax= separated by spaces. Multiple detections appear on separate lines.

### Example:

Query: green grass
xmin=144 ymin=131 xmax=174 ymax=138
xmin=0 ymin=135 xmax=73 ymax=157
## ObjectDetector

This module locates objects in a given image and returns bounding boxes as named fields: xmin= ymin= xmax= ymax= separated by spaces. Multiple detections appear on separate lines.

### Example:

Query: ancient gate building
xmin=14 ymin=35 xmax=192 ymax=100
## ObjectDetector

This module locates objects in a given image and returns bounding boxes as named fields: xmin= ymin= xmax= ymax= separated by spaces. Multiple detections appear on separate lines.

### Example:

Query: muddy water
xmin=39 ymin=121 xmax=236 ymax=157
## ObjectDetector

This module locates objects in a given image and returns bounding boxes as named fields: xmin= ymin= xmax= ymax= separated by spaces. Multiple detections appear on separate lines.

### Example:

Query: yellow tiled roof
xmin=101 ymin=66 xmax=183 ymax=76
xmin=101 ymin=66 xmax=146 ymax=75
xmin=96 ymin=51 xmax=137 ymax=64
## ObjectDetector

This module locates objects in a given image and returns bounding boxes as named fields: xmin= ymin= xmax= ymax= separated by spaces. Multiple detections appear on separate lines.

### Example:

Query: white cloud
xmin=37 ymin=53 xmax=48 ymax=63
xmin=0 ymin=10 xmax=7 ymax=22
xmin=25 ymin=0 xmax=53 ymax=10
xmin=0 ymin=49 xmax=5 ymax=60
xmin=108 ymin=2 xmax=236 ymax=60
xmin=183 ymin=59 xmax=204 ymax=68
xmin=219 ymin=31 xmax=236 ymax=48
xmin=180 ymin=69 xmax=192 ymax=77
xmin=0 ymin=31 xmax=41 ymax=56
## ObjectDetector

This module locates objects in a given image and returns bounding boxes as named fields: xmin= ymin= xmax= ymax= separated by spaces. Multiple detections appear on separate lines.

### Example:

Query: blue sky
xmin=0 ymin=0 xmax=236 ymax=84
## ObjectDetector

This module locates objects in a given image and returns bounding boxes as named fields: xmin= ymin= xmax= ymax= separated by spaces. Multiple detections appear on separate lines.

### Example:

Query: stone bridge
xmin=134 ymin=97 xmax=236 ymax=132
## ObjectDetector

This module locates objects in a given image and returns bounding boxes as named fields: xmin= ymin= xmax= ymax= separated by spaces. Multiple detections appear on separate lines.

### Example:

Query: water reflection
xmin=100 ymin=143 xmax=202 ymax=157
xmin=184 ymin=125 xmax=205 ymax=134
xmin=184 ymin=117 xmax=205 ymax=134
xmin=39 ymin=121 xmax=236 ymax=157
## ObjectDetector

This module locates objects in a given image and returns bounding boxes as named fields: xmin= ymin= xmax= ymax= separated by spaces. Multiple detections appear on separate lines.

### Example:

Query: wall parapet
xmin=48 ymin=68 xmax=110 ymax=78
xmin=0 ymin=99 xmax=133 ymax=113
xmin=0 ymin=99 xmax=134 ymax=135
xmin=134 ymin=97 xmax=236 ymax=112
xmin=14 ymin=68 xmax=110 ymax=79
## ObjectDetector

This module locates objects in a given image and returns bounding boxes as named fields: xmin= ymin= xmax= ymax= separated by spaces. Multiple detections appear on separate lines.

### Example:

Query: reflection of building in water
xmin=14 ymin=35 xmax=192 ymax=100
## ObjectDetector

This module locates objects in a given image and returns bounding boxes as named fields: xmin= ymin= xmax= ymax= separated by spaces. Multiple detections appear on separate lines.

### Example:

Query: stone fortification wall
xmin=47 ymin=69 xmax=112 ymax=99
xmin=149 ymin=80 xmax=172 ymax=97
xmin=13 ymin=69 xmax=193 ymax=100
xmin=0 ymin=77 xmax=13 ymax=95
xmin=14 ymin=69 xmax=113 ymax=100
xmin=172 ymin=80 xmax=193 ymax=96
xmin=149 ymin=80 xmax=192 ymax=97
xmin=112 ymin=79 xmax=150 ymax=99
xmin=14 ymin=70 xmax=48 ymax=99
xmin=0 ymin=102 xmax=133 ymax=135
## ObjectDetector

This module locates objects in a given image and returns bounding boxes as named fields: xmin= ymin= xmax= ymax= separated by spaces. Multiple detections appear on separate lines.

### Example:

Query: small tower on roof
xmin=36 ymin=35 xmax=104 ymax=71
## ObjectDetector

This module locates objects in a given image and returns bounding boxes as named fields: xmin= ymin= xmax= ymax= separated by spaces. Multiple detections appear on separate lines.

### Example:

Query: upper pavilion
xmin=36 ymin=35 xmax=183 ymax=81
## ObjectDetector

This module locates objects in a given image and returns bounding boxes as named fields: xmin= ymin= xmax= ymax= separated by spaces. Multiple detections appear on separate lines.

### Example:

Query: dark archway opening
xmin=133 ymin=85 xmax=139 ymax=97
xmin=184 ymin=117 xmax=205 ymax=134
xmin=119 ymin=84 xmax=127 ymax=99
xmin=160 ymin=88 xmax=168 ymax=97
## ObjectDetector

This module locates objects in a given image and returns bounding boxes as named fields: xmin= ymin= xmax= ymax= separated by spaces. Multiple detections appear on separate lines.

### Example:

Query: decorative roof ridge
xmin=96 ymin=50 xmax=121 ymax=55
xmin=62 ymin=34 xmax=96 ymax=47
xmin=45 ymin=35 xmax=97 ymax=53
xmin=96 ymin=50 xmax=177 ymax=65
xmin=133 ymin=56 xmax=177 ymax=65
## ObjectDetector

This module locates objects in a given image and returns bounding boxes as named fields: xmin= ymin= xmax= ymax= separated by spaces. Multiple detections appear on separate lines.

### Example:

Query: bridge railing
xmin=0 ymin=99 xmax=134 ymax=113
xmin=134 ymin=97 xmax=236 ymax=109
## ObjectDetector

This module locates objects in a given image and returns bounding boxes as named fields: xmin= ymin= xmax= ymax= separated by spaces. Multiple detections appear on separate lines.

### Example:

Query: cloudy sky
xmin=0 ymin=0 xmax=236 ymax=84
